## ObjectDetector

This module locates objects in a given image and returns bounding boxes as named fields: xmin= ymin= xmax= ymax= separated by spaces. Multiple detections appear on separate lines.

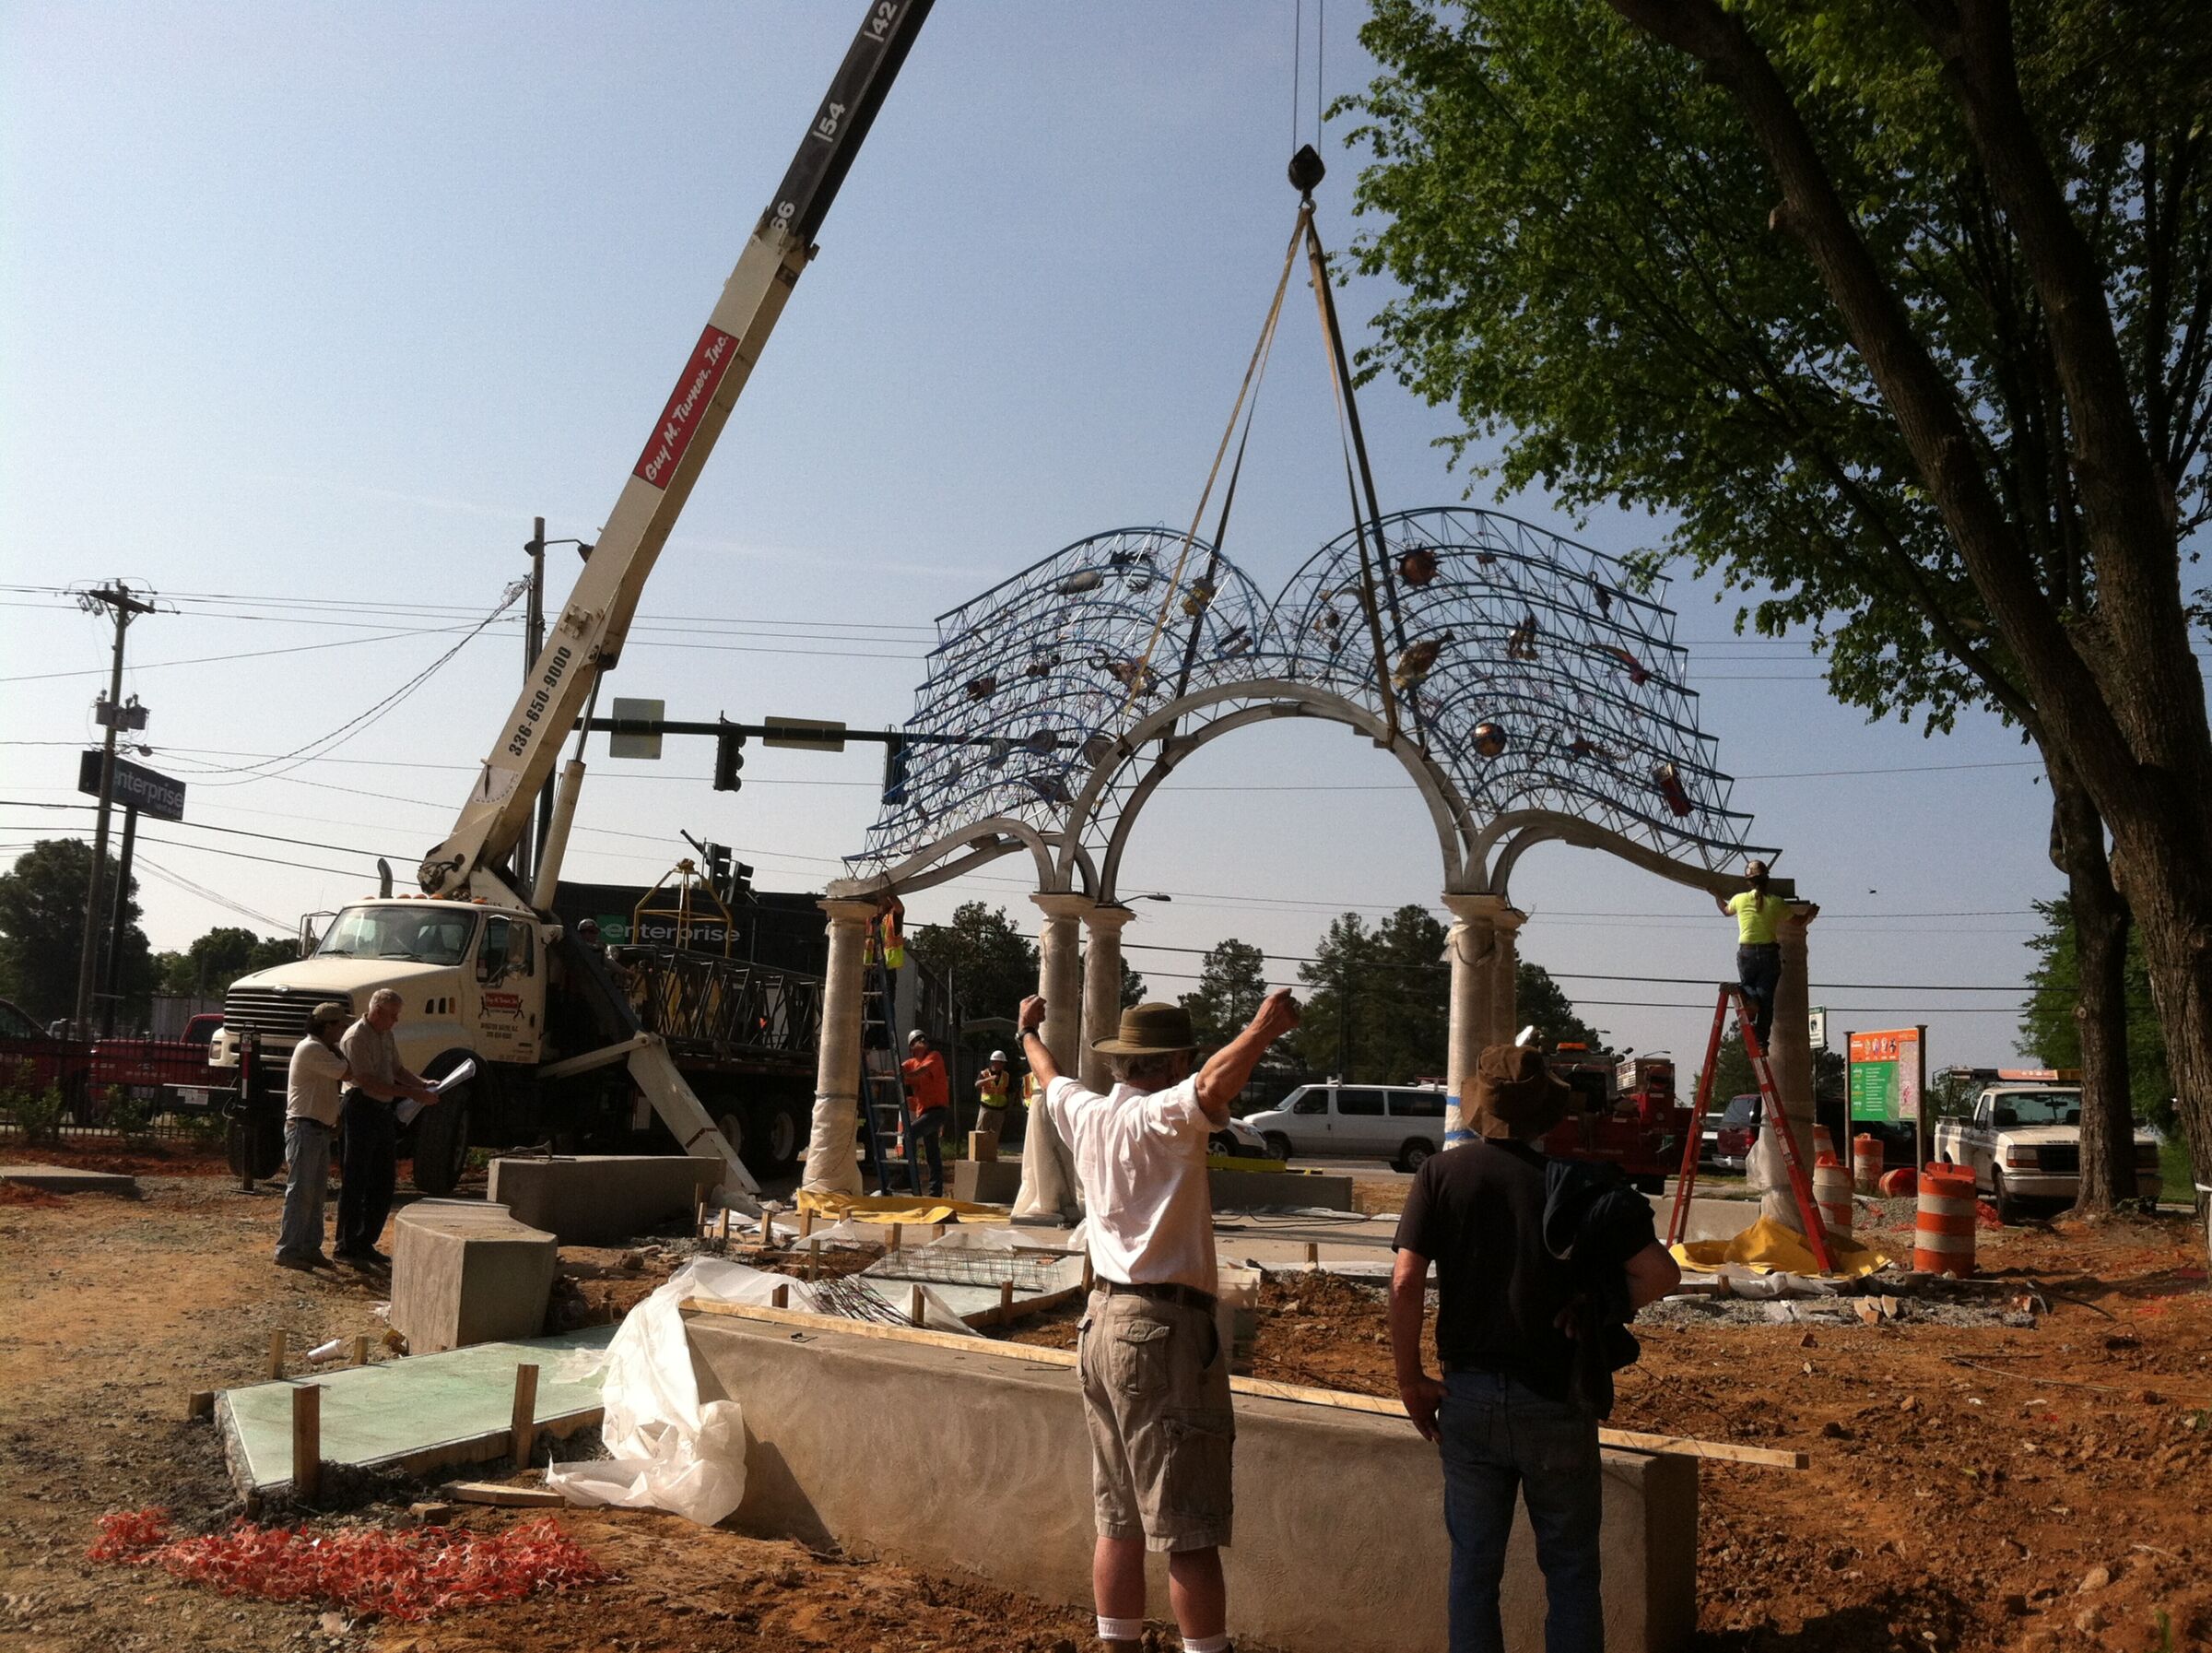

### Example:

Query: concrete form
xmin=486 ymin=1153 xmax=720 ymax=1245
xmin=688 ymin=1313 xmax=1696 ymax=1653
xmin=218 ymin=1327 xmax=610 ymax=1494
xmin=0 ymin=1163 xmax=137 ymax=1195
xmin=389 ymin=1199 xmax=558 ymax=1355
xmin=950 ymin=1159 xmax=1023 ymax=1205
xmin=1209 ymin=1165 xmax=1354 ymax=1212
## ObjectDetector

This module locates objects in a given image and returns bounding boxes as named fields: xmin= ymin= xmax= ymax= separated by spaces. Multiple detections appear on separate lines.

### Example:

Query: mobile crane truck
xmin=206 ymin=0 xmax=935 ymax=1204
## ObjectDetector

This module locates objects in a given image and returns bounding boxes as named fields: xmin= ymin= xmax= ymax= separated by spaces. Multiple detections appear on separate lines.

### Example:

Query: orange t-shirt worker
xmin=901 ymin=1043 xmax=948 ymax=1117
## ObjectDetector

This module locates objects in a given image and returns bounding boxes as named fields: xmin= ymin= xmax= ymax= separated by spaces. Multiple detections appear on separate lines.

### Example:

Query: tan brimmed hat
xmin=1471 ymin=1044 xmax=1571 ymax=1141
xmin=1091 ymin=1001 xmax=1198 ymax=1057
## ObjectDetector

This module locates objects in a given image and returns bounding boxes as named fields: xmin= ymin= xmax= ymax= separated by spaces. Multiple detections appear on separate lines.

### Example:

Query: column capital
xmin=1031 ymin=891 xmax=1097 ymax=922
xmin=1080 ymin=903 xmax=1135 ymax=936
xmin=1442 ymin=891 xmax=1517 ymax=927
xmin=819 ymin=895 xmax=880 ymax=925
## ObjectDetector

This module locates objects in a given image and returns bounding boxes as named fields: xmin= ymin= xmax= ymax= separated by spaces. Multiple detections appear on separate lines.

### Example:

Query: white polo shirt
xmin=1043 ymin=1073 xmax=1216 ymax=1297
xmin=286 ymin=1035 xmax=347 ymax=1128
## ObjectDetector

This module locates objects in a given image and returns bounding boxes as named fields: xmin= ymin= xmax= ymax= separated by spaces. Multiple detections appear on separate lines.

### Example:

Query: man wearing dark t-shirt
xmin=1391 ymin=1045 xmax=1680 ymax=1653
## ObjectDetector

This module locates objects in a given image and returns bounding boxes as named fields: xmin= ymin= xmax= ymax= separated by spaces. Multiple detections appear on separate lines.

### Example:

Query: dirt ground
xmin=2 ymin=1146 xmax=2207 ymax=1652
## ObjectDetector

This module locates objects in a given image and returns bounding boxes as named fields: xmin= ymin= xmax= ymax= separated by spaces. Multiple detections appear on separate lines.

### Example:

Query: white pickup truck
xmin=1933 ymin=1081 xmax=2163 ymax=1221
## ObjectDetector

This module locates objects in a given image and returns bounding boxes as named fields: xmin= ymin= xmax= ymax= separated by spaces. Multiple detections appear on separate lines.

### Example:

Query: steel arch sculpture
xmin=837 ymin=507 xmax=1771 ymax=901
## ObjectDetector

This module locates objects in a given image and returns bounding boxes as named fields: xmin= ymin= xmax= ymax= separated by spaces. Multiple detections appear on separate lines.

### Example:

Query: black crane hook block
xmin=1288 ymin=143 xmax=1325 ymax=197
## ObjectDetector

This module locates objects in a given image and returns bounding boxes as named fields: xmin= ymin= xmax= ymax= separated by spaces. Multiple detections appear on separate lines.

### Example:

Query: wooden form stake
xmin=998 ymin=1280 xmax=1015 ymax=1325
xmin=718 ymin=1205 xmax=731 ymax=1242
xmin=187 ymin=1389 xmax=216 ymax=1421
xmin=798 ymin=1208 xmax=814 ymax=1237
xmin=291 ymin=1384 xmax=322 ymax=1504
xmin=932 ymin=1222 xmax=947 ymax=1241
xmin=268 ymin=1329 xmax=288 ymax=1381
xmin=510 ymin=1364 xmax=539 ymax=1470
xmin=909 ymin=1284 xmax=925 ymax=1327
xmin=1303 ymin=1242 xmax=1320 ymax=1269
xmin=771 ymin=1283 xmax=789 ymax=1309
xmin=888 ymin=1222 xmax=902 ymax=1253
xmin=759 ymin=1209 xmax=773 ymax=1246
xmin=807 ymin=1242 xmax=820 ymax=1281
xmin=695 ymin=1195 xmax=708 ymax=1238
xmin=350 ymin=1335 xmax=370 ymax=1367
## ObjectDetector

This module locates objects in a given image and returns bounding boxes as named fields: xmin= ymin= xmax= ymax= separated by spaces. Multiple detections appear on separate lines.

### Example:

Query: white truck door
xmin=466 ymin=914 xmax=544 ymax=1064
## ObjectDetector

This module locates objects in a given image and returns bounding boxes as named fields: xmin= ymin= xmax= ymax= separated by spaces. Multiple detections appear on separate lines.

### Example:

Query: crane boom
xmin=418 ymin=0 xmax=933 ymax=904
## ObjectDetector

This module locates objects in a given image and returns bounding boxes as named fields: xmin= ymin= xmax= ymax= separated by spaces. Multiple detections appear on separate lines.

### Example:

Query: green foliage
xmin=2017 ymin=897 xmax=2173 ymax=1132
xmin=1344 ymin=0 xmax=2211 ymax=731
xmin=907 ymin=903 xmax=1039 ymax=1029
xmin=1119 ymin=957 xmax=1147 ymax=1011
xmin=0 ymin=839 xmax=154 ymax=1025
xmin=1179 ymin=939 xmax=1270 ymax=1051
xmin=155 ymin=927 xmax=297 ymax=998
xmin=104 ymin=1085 xmax=157 ymax=1149
xmin=1291 ymin=906 xmax=1597 ymax=1082
xmin=8 ymin=1082 xmax=66 ymax=1148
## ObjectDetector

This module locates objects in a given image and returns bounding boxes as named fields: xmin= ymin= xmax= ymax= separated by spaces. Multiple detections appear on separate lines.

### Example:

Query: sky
xmin=0 ymin=0 xmax=2122 ymax=1072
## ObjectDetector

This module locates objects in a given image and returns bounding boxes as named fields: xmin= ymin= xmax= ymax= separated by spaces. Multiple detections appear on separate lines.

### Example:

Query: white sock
xmin=1098 ymin=1616 xmax=1145 ymax=1642
xmin=1183 ymin=1636 xmax=1230 ymax=1653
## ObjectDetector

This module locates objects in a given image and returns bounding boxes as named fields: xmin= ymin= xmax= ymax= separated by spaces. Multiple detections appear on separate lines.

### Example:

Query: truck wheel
xmin=743 ymin=1096 xmax=806 ymax=1178
xmin=1264 ymin=1132 xmax=1293 ymax=1163
xmin=226 ymin=1114 xmax=283 ymax=1181
xmin=1992 ymin=1170 xmax=2022 ymax=1225
xmin=410 ymin=1094 xmax=471 ymax=1197
xmin=1398 ymin=1139 xmax=1433 ymax=1174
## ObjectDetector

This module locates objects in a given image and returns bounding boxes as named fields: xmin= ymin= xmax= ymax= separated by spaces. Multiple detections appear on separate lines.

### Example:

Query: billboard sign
xmin=77 ymin=750 xmax=186 ymax=822
xmin=1848 ymin=1027 xmax=1924 ymax=1125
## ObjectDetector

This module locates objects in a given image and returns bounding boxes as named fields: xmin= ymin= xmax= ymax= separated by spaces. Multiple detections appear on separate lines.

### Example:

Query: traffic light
xmin=703 ymin=842 xmax=732 ymax=896
xmin=882 ymin=732 xmax=910 ymax=805
xmin=731 ymin=860 xmax=755 ymax=899
xmin=713 ymin=719 xmax=747 ymax=792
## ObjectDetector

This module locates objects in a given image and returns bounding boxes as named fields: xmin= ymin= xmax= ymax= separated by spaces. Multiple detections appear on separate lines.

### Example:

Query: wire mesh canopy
xmin=847 ymin=506 xmax=1771 ymax=897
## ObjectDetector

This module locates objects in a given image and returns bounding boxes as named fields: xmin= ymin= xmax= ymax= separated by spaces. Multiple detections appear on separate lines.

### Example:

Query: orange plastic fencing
xmin=88 ymin=1509 xmax=609 ymax=1622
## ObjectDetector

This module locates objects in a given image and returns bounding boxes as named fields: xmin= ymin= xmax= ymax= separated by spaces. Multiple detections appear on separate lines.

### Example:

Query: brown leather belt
xmin=1098 ymin=1279 xmax=1218 ymax=1314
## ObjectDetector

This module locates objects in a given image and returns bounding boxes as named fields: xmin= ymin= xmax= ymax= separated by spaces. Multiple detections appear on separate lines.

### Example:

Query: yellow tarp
xmin=795 ymin=1188 xmax=1011 ymax=1225
xmin=1671 ymin=1213 xmax=1892 ymax=1279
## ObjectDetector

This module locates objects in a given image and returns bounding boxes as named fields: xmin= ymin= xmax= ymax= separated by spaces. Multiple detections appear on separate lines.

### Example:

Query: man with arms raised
xmin=1017 ymin=987 xmax=1300 ymax=1653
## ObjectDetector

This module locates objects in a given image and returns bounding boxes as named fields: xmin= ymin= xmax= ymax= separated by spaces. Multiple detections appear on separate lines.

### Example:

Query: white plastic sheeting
xmin=547 ymin=1257 xmax=812 ymax=1525
xmin=546 ymin=1254 xmax=980 ymax=1525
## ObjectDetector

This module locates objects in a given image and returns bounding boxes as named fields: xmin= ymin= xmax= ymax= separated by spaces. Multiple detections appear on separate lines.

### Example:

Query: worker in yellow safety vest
xmin=863 ymin=893 xmax=906 ymax=975
xmin=973 ymin=1049 xmax=1013 ymax=1155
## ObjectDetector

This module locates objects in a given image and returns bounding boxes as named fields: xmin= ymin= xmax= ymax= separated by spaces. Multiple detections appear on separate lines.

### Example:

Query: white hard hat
xmin=989 ymin=1049 xmax=1007 ymax=1063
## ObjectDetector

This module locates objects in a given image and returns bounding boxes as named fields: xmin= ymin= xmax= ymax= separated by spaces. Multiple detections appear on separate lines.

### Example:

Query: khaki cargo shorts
xmin=1076 ymin=1287 xmax=1235 ymax=1553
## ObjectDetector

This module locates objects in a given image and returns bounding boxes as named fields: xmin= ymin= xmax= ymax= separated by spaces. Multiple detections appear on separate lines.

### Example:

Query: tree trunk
xmin=2048 ymin=759 xmax=2134 ymax=1215
xmin=2112 ymin=818 xmax=2212 ymax=1187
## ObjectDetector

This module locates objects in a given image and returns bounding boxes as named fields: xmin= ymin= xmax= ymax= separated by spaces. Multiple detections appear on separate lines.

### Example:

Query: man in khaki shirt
xmin=335 ymin=988 xmax=435 ymax=1268
xmin=276 ymin=1001 xmax=350 ymax=1270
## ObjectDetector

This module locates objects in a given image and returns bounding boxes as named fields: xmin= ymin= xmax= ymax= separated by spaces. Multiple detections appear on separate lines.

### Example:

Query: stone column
xmin=1441 ymin=894 xmax=1504 ymax=1150
xmin=1013 ymin=891 xmax=1092 ymax=1222
xmin=800 ymin=896 xmax=877 ymax=1197
xmin=1079 ymin=903 xmax=1135 ymax=1092
xmin=1488 ymin=906 xmax=1525 ymax=1045
xmin=1752 ymin=903 xmax=1818 ymax=1231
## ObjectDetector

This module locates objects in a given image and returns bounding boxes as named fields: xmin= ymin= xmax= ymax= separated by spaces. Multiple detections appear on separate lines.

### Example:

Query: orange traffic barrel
xmin=1853 ymin=1132 xmax=1884 ymax=1195
xmin=1914 ymin=1164 xmax=1977 ymax=1276
xmin=1878 ymin=1166 xmax=1918 ymax=1198
xmin=1812 ymin=1122 xmax=1836 ymax=1163
xmin=1814 ymin=1151 xmax=1854 ymax=1236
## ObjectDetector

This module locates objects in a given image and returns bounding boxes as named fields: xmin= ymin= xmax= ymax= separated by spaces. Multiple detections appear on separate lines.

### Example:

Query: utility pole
xmin=73 ymin=582 xmax=157 ymax=1034
xmin=100 ymin=805 xmax=141 ymax=1035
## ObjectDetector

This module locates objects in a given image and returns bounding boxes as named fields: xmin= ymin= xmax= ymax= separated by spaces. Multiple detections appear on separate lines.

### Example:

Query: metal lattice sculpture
xmin=851 ymin=507 xmax=1769 ymax=896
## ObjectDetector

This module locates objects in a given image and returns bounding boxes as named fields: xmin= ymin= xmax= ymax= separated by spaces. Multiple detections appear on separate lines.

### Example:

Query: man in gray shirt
xmin=276 ymin=1001 xmax=350 ymax=1270
xmin=335 ymin=988 xmax=436 ymax=1267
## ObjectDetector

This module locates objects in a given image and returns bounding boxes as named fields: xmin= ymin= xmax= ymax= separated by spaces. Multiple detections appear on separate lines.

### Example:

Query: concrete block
xmin=0 ymin=1163 xmax=138 ymax=1196
xmin=688 ymin=1316 xmax=1695 ymax=1653
xmin=390 ymin=1199 xmax=557 ymax=1355
xmin=950 ymin=1159 xmax=1022 ymax=1206
xmin=485 ymin=1154 xmax=720 ymax=1246
xmin=1209 ymin=1165 xmax=1354 ymax=1212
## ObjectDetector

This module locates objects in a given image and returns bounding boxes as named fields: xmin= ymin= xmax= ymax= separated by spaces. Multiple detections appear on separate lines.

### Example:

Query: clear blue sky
xmin=1 ymin=1 xmax=2106 ymax=1069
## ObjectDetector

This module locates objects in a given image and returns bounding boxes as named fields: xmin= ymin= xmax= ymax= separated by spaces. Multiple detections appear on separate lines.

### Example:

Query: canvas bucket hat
xmin=1471 ymin=1044 xmax=1571 ymax=1141
xmin=1091 ymin=1001 xmax=1198 ymax=1056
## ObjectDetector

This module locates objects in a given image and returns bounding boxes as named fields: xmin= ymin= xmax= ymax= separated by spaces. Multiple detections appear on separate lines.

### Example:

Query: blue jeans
xmin=1736 ymin=942 xmax=1781 ymax=1050
xmin=1438 ymin=1370 xmax=1604 ymax=1653
xmin=276 ymin=1117 xmax=333 ymax=1261
xmin=904 ymin=1105 xmax=947 ymax=1197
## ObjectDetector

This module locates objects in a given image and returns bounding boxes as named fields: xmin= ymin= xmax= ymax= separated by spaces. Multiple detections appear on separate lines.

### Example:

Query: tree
xmin=2018 ymin=896 xmax=2172 ymax=1196
xmin=1181 ymin=939 xmax=1269 ymax=1050
xmin=155 ymin=927 xmax=296 ymax=998
xmin=1119 ymin=957 xmax=1147 ymax=1011
xmin=1516 ymin=962 xmax=1605 ymax=1051
xmin=907 ymin=903 xmax=1038 ymax=1029
xmin=1346 ymin=0 xmax=2212 ymax=1187
xmin=0 ymin=840 xmax=153 ymax=1026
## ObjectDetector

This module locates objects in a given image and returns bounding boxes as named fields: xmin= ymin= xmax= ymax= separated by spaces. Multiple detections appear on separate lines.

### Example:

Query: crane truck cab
xmin=209 ymin=897 xmax=545 ymax=1193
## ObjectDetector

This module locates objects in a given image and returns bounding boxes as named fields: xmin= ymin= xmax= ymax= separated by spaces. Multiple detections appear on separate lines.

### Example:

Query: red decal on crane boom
xmin=633 ymin=325 xmax=739 ymax=488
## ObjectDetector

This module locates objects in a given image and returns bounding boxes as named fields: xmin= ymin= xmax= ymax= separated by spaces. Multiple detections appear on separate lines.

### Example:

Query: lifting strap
xmin=1127 ymin=203 xmax=1309 ymax=707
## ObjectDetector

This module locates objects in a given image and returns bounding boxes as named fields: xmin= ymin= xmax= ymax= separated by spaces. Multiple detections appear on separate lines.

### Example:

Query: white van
xmin=1243 ymin=1082 xmax=1449 ymax=1172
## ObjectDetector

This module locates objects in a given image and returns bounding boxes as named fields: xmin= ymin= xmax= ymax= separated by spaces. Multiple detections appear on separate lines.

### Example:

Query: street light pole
xmin=72 ymin=582 xmax=156 ymax=1034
